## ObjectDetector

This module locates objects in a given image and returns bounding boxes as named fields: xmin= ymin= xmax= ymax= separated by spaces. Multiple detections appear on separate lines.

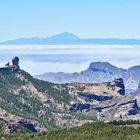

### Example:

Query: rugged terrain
xmin=35 ymin=62 xmax=140 ymax=92
xmin=0 ymin=62 xmax=140 ymax=134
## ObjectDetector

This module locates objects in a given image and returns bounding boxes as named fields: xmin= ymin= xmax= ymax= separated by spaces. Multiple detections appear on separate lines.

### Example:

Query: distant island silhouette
xmin=1 ymin=32 xmax=140 ymax=45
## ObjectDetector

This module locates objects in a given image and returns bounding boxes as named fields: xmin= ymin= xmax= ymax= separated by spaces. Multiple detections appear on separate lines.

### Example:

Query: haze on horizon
xmin=0 ymin=45 xmax=139 ymax=75
xmin=0 ymin=0 xmax=140 ymax=41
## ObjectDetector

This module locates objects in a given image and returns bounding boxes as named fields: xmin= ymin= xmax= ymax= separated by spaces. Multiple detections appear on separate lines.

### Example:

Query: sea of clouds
xmin=0 ymin=45 xmax=140 ymax=75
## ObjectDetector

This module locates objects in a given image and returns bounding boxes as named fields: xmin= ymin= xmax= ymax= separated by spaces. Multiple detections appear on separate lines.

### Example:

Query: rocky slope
xmin=0 ymin=62 xmax=140 ymax=134
xmin=35 ymin=62 xmax=140 ymax=92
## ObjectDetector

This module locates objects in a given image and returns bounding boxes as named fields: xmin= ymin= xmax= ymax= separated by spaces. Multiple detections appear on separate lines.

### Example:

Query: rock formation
xmin=5 ymin=62 xmax=10 ymax=67
xmin=12 ymin=56 xmax=19 ymax=66
xmin=0 ymin=57 xmax=20 ymax=74
xmin=12 ymin=56 xmax=20 ymax=69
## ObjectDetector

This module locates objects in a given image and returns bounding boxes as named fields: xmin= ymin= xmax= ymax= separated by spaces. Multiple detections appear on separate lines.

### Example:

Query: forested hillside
xmin=6 ymin=121 xmax=140 ymax=140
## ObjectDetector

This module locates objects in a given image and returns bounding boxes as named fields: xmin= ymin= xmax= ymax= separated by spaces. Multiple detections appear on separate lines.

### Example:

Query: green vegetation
xmin=0 ymin=119 xmax=6 ymax=135
xmin=0 ymin=69 xmax=95 ymax=130
xmin=1 ymin=69 xmax=139 ymax=140
xmin=3 ymin=122 xmax=140 ymax=140
xmin=0 ymin=70 xmax=62 ymax=129
xmin=70 ymin=112 xmax=96 ymax=121
xmin=21 ymin=70 xmax=71 ymax=104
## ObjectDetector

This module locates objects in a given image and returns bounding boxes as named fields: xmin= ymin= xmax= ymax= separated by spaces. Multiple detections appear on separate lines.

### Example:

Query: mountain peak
xmin=49 ymin=32 xmax=80 ymax=40
xmin=1 ymin=32 xmax=140 ymax=45
xmin=88 ymin=62 xmax=118 ymax=72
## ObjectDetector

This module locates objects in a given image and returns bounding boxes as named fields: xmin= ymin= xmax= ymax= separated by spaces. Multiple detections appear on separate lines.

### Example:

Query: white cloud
xmin=0 ymin=45 xmax=140 ymax=75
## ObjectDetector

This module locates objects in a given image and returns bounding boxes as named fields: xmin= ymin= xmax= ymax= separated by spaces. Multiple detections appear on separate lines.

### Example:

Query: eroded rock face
xmin=2 ymin=120 xmax=37 ymax=134
xmin=68 ymin=79 xmax=140 ymax=121
xmin=114 ymin=78 xmax=125 ymax=95
xmin=69 ymin=96 xmax=140 ymax=121
xmin=78 ymin=92 xmax=113 ymax=101
xmin=17 ymin=119 xmax=37 ymax=132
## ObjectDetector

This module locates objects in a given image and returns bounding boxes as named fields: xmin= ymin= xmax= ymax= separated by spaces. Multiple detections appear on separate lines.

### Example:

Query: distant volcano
xmin=1 ymin=32 xmax=140 ymax=45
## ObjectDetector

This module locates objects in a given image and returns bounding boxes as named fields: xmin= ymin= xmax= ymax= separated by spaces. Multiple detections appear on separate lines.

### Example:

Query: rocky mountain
xmin=35 ymin=62 xmax=140 ymax=92
xmin=0 ymin=57 xmax=140 ymax=134
xmin=1 ymin=32 xmax=140 ymax=45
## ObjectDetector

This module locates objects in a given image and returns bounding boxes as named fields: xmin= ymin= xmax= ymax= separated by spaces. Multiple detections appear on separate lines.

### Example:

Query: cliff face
xmin=67 ymin=78 xmax=139 ymax=121
xmin=0 ymin=67 xmax=140 ymax=134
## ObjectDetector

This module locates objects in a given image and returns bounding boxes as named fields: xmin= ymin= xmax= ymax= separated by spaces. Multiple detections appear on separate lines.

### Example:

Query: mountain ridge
xmin=1 ymin=32 xmax=140 ymax=45
xmin=35 ymin=62 xmax=140 ymax=92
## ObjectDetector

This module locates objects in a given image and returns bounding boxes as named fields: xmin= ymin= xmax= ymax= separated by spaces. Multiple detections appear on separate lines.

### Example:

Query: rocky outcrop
xmin=12 ymin=56 xmax=20 ymax=69
xmin=0 ymin=107 xmax=44 ymax=134
xmin=2 ymin=119 xmax=38 ymax=134
xmin=17 ymin=119 xmax=37 ymax=132
xmin=114 ymin=78 xmax=125 ymax=95
xmin=78 ymin=92 xmax=113 ymax=101
xmin=0 ymin=57 xmax=20 ymax=74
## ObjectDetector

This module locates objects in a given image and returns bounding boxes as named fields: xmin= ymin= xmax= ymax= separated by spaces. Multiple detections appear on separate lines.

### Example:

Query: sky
xmin=0 ymin=0 xmax=140 ymax=41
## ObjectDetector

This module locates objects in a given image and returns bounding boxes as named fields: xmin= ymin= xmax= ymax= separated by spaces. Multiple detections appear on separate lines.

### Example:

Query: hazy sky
xmin=0 ymin=0 xmax=140 ymax=41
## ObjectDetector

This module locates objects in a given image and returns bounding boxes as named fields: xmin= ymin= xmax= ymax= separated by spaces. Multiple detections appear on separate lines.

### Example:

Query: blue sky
xmin=0 ymin=0 xmax=140 ymax=41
